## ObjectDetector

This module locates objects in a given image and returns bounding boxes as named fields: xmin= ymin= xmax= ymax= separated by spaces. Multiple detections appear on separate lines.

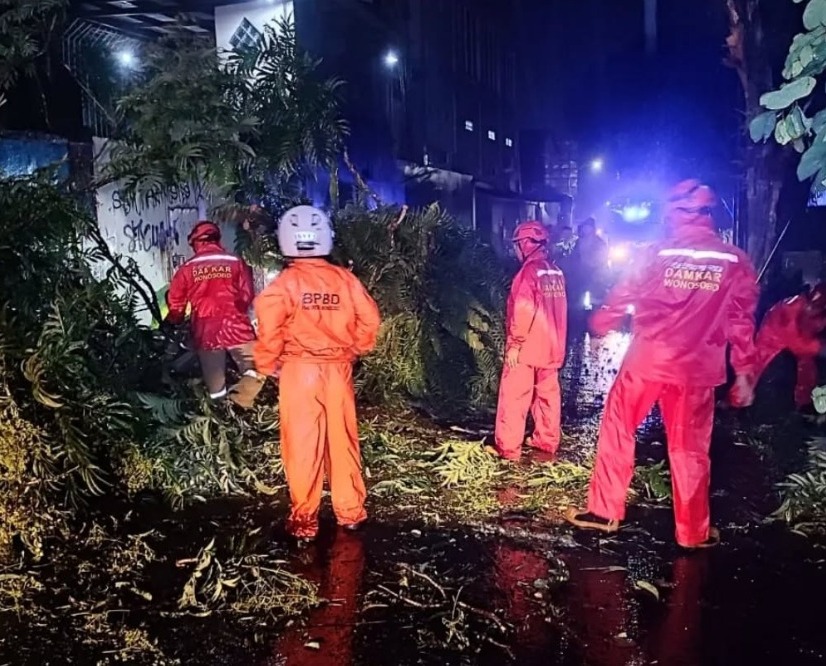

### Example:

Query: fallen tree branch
xmin=85 ymin=223 xmax=164 ymax=327
xmin=343 ymin=148 xmax=383 ymax=207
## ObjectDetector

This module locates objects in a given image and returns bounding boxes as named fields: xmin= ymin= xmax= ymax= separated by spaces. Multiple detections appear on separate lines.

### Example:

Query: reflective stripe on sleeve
xmin=188 ymin=255 xmax=240 ymax=264
xmin=658 ymin=248 xmax=739 ymax=263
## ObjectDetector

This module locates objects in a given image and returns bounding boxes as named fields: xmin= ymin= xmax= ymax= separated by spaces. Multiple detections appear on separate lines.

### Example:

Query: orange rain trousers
xmin=495 ymin=365 xmax=561 ymax=459
xmin=587 ymin=370 xmax=714 ymax=547
xmin=279 ymin=361 xmax=367 ymax=538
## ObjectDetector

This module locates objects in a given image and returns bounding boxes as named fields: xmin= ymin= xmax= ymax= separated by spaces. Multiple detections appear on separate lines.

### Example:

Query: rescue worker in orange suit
xmin=253 ymin=205 xmax=381 ymax=540
xmin=565 ymin=180 xmax=759 ymax=549
xmin=495 ymin=221 xmax=567 ymax=461
xmin=746 ymin=290 xmax=826 ymax=408
xmin=165 ymin=221 xmax=263 ymax=407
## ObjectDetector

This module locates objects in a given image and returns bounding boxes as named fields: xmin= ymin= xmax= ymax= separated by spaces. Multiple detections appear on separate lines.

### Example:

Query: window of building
xmin=229 ymin=18 xmax=263 ymax=51
xmin=505 ymin=137 xmax=513 ymax=147
xmin=465 ymin=120 xmax=474 ymax=132
xmin=487 ymin=130 xmax=496 ymax=141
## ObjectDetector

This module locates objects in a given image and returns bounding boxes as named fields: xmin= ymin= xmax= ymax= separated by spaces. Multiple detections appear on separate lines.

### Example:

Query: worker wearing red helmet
xmin=565 ymin=180 xmax=759 ymax=549
xmin=165 ymin=221 xmax=260 ymax=406
xmin=746 ymin=291 xmax=826 ymax=408
xmin=495 ymin=220 xmax=567 ymax=460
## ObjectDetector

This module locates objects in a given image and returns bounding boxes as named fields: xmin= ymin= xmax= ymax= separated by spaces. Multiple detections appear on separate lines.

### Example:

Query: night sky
xmin=522 ymin=0 xmax=741 ymax=186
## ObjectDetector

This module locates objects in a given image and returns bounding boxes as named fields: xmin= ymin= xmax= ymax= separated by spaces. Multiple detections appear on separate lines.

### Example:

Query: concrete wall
xmin=92 ymin=138 xmax=239 ymax=322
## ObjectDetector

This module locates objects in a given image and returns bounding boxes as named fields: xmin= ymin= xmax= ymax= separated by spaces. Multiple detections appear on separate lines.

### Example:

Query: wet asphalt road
xmin=266 ymin=332 xmax=826 ymax=666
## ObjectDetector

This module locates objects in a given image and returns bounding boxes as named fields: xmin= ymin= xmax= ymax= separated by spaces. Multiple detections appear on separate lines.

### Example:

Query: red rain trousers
xmin=587 ymin=225 xmax=758 ymax=546
xmin=495 ymin=250 xmax=567 ymax=458
xmin=753 ymin=295 xmax=825 ymax=407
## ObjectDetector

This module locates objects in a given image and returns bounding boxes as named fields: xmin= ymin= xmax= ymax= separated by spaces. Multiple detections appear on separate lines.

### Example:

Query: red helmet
xmin=187 ymin=221 xmax=221 ymax=246
xmin=665 ymin=180 xmax=718 ymax=228
xmin=511 ymin=221 xmax=550 ymax=244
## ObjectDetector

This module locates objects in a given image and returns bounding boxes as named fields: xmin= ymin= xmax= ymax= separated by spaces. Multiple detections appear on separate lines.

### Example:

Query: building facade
xmin=58 ymin=0 xmax=546 ymax=253
xmin=213 ymin=0 xmax=531 ymax=246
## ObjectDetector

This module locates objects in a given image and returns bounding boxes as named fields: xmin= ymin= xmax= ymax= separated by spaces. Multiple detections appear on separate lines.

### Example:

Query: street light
xmin=116 ymin=50 xmax=136 ymax=68
xmin=590 ymin=157 xmax=605 ymax=173
xmin=383 ymin=50 xmax=400 ymax=68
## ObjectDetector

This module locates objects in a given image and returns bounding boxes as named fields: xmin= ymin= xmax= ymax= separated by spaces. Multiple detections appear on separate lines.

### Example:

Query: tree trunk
xmin=724 ymin=0 xmax=786 ymax=273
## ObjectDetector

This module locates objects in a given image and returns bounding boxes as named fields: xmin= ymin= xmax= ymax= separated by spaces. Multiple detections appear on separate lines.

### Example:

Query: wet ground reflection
xmin=266 ymin=333 xmax=826 ymax=666
xmin=266 ymin=520 xmax=826 ymax=665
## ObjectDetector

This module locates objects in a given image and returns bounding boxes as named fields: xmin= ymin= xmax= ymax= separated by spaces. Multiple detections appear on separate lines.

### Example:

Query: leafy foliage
xmin=0 ymin=0 xmax=65 ymax=113
xmin=774 ymin=442 xmax=826 ymax=534
xmin=334 ymin=203 xmax=507 ymax=412
xmin=751 ymin=0 xmax=826 ymax=191
xmin=101 ymin=19 xmax=347 ymax=207
xmin=127 ymin=391 xmax=284 ymax=507
xmin=0 ymin=180 xmax=155 ymax=468
xmin=0 ymin=176 xmax=159 ymax=555
xmin=0 ymin=177 xmax=285 ymax=558
xmin=178 ymin=536 xmax=318 ymax=617
xmin=633 ymin=460 xmax=673 ymax=502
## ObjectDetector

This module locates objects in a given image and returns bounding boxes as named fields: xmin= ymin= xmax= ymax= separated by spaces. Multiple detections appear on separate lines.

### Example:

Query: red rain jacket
xmin=166 ymin=242 xmax=256 ymax=350
xmin=505 ymin=249 xmax=567 ymax=369
xmin=591 ymin=226 xmax=758 ymax=387
xmin=757 ymin=295 xmax=826 ymax=357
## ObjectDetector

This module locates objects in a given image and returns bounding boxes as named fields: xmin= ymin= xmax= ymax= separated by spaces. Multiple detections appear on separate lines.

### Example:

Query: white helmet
xmin=277 ymin=205 xmax=334 ymax=258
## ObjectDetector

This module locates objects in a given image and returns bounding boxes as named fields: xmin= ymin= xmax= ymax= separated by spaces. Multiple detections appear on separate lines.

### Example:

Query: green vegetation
xmin=751 ymin=0 xmax=826 ymax=193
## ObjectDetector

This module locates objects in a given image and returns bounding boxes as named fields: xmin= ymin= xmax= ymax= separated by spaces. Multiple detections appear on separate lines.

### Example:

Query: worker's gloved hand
xmin=812 ymin=386 xmax=826 ymax=415
xmin=728 ymin=374 xmax=755 ymax=409
xmin=588 ymin=309 xmax=612 ymax=338
xmin=228 ymin=370 xmax=267 ymax=410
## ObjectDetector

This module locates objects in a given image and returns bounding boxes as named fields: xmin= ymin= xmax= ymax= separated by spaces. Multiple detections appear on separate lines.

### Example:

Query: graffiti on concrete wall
xmin=112 ymin=182 xmax=207 ymax=254
xmin=111 ymin=181 xmax=206 ymax=218
xmin=122 ymin=218 xmax=180 ymax=253
xmin=92 ymin=138 xmax=237 ymax=323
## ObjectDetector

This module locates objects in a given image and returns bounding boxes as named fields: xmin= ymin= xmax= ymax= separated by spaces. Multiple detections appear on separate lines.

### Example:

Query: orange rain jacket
xmin=252 ymin=258 xmax=381 ymax=537
xmin=752 ymin=293 xmax=826 ymax=407
xmin=757 ymin=295 xmax=826 ymax=359
xmin=253 ymin=259 xmax=381 ymax=373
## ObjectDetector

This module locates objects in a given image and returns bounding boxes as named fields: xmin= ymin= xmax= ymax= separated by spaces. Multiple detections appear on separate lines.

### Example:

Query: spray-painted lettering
xmin=123 ymin=218 xmax=180 ymax=253
xmin=111 ymin=181 xmax=205 ymax=217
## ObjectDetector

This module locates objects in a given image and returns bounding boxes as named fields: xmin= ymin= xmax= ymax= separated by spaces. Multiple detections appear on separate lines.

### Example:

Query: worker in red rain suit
xmin=565 ymin=180 xmax=759 ymax=548
xmin=495 ymin=221 xmax=567 ymax=460
xmin=165 ymin=221 xmax=260 ymax=405
xmin=254 ymin=205 xmax=381 ymax=541
xmin=749 ymin=291 xmax=826 ymax=408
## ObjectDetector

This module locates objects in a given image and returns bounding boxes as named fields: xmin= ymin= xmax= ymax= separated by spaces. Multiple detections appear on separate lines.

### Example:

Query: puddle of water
xmin=265 ymin=333 xmax=826 ymax=666
xmin=263 ymin=518 xmax=826 ymax=666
